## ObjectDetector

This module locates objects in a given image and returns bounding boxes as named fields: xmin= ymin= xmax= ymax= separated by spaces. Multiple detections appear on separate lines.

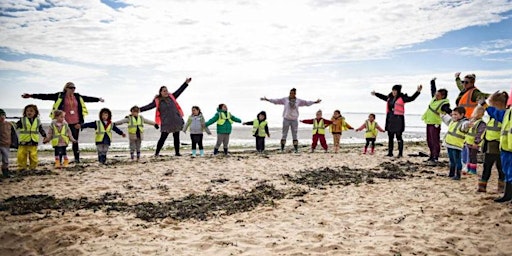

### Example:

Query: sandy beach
xmin=0 ymin=142 xmax=511 ymax=256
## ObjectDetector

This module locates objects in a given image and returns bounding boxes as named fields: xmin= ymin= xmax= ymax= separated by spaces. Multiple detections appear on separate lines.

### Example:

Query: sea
xmin=3 ymin=108 xmax=429 ymax=151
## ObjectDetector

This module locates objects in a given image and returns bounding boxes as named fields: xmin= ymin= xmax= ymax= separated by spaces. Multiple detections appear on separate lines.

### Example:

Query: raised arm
xmin=402 ymin=85 xmax=422 ymax=103
xmin=372 ymin=91 xmax=389 ymax=102
xmin=172 ymin=78 xmax=191 ymax=99
xmin=430 ymin=78 xmax=437 ymax=97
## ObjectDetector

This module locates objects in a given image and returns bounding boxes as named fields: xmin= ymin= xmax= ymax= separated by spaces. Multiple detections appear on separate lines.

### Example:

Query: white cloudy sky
xmin=1 ymin=0 xmax=512 ymax=124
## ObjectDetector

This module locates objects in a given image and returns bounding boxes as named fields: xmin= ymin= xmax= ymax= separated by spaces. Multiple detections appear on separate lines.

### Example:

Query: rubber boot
xmin=55 ymin=159 xmax=61 ymax=169
xmin=136 ymin=152 xmax=141 ymax=161
xmin=397 ymin=140 xmax=404 ymax=158
xmin=130 ymin=152 xmax=135 ymax=160
xmin=63 ymin=158 xmax=69 ymax=168
xmin=191 ymin=149 xmax=197 ymax=157
xmin=74 ymin=151 xmax=80 ymax=163
xmin=2 ymin=167 xmax=10 ymax=178
xmin=223 ymin=148 xmax=228 ymax=155
xmin=213 ymin=148 xmax=219 ymax=155
xmin=387 ymin=140 xmax=394 ymax=157
xmin=477 ymin=180 xmax=487 ymax=192
xmin=199 ymin=150 xmax=205 ymax=157
xmin=293 ymin=140 xmax=299 ymax=153
xmin=494 ymin=182 xmax=512 ymax=202
xmin=363 ymin=147 xmax=367 ymax=154
xmin=498 ymin=180 xmax=505 ymax=193
xmin=370 ymin=147 xmax=375 ymax=155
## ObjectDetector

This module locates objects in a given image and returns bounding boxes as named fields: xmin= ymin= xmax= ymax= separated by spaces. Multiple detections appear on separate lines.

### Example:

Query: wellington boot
xmin=498 ymin=180 xmax=505 ymax=193
xmin=477 ymin=180 xmax=487 ymax=193
xmin=494 ymin=182 xmax=512 ymax=203
xmin=54 ymin=160 xmax=61 ymax=169
xmin=63 ymin=159 xmax=69 ymax=168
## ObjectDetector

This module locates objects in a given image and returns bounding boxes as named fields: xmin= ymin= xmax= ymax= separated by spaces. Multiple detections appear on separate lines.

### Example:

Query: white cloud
xmin=455 ymin=39 xmax=512 ymax=56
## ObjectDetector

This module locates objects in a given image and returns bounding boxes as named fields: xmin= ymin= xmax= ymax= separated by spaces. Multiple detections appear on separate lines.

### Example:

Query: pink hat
xmin=508 ymin=87 xmax=512 ymax=107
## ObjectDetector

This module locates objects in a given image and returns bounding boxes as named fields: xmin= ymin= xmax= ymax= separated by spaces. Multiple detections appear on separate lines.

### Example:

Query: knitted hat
xmin=0 ymin=109 xmax=5 ymax=116
xmin=392 ymin=84 xmax=402 ymax=93
xmin=508 ymin=87 xmax=512 ymax=107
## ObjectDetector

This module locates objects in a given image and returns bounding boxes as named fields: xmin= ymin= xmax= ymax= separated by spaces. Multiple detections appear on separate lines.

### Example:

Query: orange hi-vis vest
xmin=154 ymin=95 xmax=184 ymax=125
xmin=459 ymin=88 xmax=478 ymax=118
xmin=386 ymin=97 xmax=405 ymax=115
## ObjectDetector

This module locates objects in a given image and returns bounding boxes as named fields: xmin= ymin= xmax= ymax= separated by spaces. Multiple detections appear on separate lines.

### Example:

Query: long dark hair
xmin=155 ymin=86 xmax=168 ymax=99
xmin=23 ymin=104 xmax=39 ymax=117
xmin=192 ymin=106 xmax=202 ymax=115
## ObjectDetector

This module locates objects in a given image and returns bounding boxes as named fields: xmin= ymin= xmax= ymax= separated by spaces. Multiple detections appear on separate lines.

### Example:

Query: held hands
xmin=315 ymin=99 xmax=322 ymax=103
xmin=122 ymin=133 xmax=126 ymax=138
xmin=154 ymin=124 xmax=159 ymax=129
xmin=260 ymin=97 xmax=268 ymax=101
xmin=74 ymin=124 xmax=81 ymax=129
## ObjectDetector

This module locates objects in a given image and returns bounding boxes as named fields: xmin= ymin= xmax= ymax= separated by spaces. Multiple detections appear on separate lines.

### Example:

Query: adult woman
xmin=22 ymin=82 xmax=104 ymax=163
xmin=140 ymin=78 xmax=191 ymax=157
xmin=372 ymin=84 xmax=422 ymax=157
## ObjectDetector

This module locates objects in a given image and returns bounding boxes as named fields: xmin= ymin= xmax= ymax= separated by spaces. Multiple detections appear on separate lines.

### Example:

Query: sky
xmin=1 ymin=0 xmax=512 ymax=125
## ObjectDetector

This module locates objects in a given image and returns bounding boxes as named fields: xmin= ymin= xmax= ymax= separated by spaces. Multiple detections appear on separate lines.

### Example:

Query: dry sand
xmin=0 ymin=143 xmax=511 ymax=256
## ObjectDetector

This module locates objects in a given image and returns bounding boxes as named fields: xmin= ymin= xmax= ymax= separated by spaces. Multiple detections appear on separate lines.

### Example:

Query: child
xmin=43 ymin=110 xmax=77 ymax=168
xmin=478 ymin=91 xmax=508 ymax=193
xmin=82 ymin=108 xmax=126 ymax=164
xmin=442 ymin=106 xmax=471 ymax=180
xmin=16 ymin=104 xmax=47 ymax=171
xmin=422 ymin=78 xmax=451 ymax=163
xmin=300 ymin=110 xmax=333 ymax=153
xmin=329 ymin=110 xmax=353 ymax=153
xmin=355 ymin=113 xmax=385 ymax=154
xmin=0 ymin=109 xmax=14 ymax=177
xmin=115 ymin=106 xmax=159 ymax=161
xmin=183 ymin=106 xmax=211 ymax=157
xmin=205 ymin=104 xmax=242 ymax=155
xmin=243 ymin=111 xmax=270 ymax=153
xmin=465 ymin=106 xmax=486 ymax=175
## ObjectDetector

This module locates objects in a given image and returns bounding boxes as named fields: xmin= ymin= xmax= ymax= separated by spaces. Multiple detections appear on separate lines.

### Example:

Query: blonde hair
xmin=471 ymin=105 xmax=485 ymax=120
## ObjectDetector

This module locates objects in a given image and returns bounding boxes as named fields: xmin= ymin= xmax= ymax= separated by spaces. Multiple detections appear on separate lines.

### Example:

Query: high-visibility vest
xmin=19 ymin=117 xmax=41 ymax=143
xmin=95 ymin=121 xmax=112 ymax=143
xmin=155 ymin=96 xmax=184 ymax=125
xmin=252 ymin=119 xmax=268 ymax=137
xmin=128 ymin=116 xmax=144 ymax=134
xmin=458 ymin=88 xmax=478 ymax=118
xmin=485 ymin=118 xmax=501 ymax=141
xmin=500 ymin=109 xmax=512 ymax=151
xmin=50 ymin=123 xmax=70 ymax=147
xmin=422 ymin=98 xmax=450 ymax=125
xmin=365 ymin=121 xmax=378 ymax=138
xmin=50 ymin=93 xmax=88 ymax=118
xmin=386 ymin=97 xmax=405 ymax=115
xmin=312 ymin=119 xmax=325 ymax=135
xmin=465 ymin=119 xmax=484 ymax=146
xmin=217 ymin=112 xmax=233 ymax=125
xmin=445 ymin=120 xmax=466 ymax=148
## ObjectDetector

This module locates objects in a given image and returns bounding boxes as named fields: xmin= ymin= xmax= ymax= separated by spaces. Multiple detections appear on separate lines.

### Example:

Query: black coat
xmin=375 ymin=91 xmax=420 ymax=133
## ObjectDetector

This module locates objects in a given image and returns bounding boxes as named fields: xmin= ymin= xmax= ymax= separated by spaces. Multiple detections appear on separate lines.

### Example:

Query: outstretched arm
xmin=372 ymin=91 xmax=389 ymax=102
xmin=172 ymin=78 xmax=192 ymax=99
xmin=297 ymin=98 xmax=321 ymax=107
xmin=355 ymin=123 xmax=366 ymax=132
xmin=140 ymin=99 xmax=156 ymax=112
xmin=205 ymin=113 xmax=220 ymax=127
xmin=402 ymin=85 xmax=422 ymax=103
xmin=261 ymin=97 xmax=286 ymax=105
xmin=80 ymin=94 xmax=104 ymax=103
xmin=22 ymin=92 xmax=60 ymax=101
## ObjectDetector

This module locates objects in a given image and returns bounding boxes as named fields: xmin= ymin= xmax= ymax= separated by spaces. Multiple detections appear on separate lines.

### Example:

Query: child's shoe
xmin=370 ymin=147 xmax=375 ymax=155
xmin=362 ymin=147 xmax=367 ymax=154
xmin=63 ymin=159 xmax=69 ymax=168
xmin=498 ymin=180 xmax=505 ymax=193
xmin=451 ymin=176 xmax=461 ymax=180
xmin=191 ymin=149 xmax=197 ymax=158
xmin=477 ymin=180 xmax=487 ymax=192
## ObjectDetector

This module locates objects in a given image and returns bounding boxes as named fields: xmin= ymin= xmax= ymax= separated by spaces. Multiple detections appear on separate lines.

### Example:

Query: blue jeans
xmin=461 ymin=145 xmax=469 ymax=167
xmin=448 ymin=148 xmax=462 ymax=178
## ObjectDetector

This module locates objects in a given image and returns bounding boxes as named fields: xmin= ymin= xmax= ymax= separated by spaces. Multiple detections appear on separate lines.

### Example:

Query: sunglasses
xmin=67 ymin=87 xmax=76 ymax=89
xmin=461 ymin=81 xmax=470 ymax=84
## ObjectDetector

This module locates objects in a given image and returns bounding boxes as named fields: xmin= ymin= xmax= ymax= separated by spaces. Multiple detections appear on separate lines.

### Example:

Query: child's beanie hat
xmin=0 ymin=109 xmax=5 ymax=116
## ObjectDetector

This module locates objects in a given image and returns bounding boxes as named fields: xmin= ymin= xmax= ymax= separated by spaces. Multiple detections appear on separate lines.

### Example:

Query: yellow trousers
xmin=17 ymin=145 xmax=38 ymax=170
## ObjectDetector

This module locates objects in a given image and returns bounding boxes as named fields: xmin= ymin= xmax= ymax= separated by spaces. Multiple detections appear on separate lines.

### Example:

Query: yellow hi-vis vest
xmin=252 ymin=119 xmax=267 ymax=137
xmin=19 ymin=117 xmax=41 ymax=143
xmin=50 ymin=123 xmax=70 ymax=147
xmin=50 ymin=93 xmax=88 ymax=118
xmin=365 ymin=121 xmax=378 ymax=138
xmin=128 ymin=116 xmax=144 ymax=134
xmin=422 ymin=98 xmax=450 ymax=125
xmin=95 ymin=121 xmax=112 ymax=143
xmin=312 ymin=119 xmax=325 ymax=135
xmin=217 ymin=112 xmax=233 ymax=125
xmin=465 ymin=119 xmax=484 ymax=146
xmin=500 ymin=109 xmax=512 ymax=151
xmin=445 ymin=120 xmax=466 ymax=148
xmin=485 ymin=118 xmax=502 ymax=141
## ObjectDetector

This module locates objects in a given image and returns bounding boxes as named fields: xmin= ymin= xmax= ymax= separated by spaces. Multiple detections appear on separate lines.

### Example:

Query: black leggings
xmin=481 ymin=153 xmax=504 ymax=181
xmin=365 ymin=138 xmax=376 ymax=148
xmin=156 ymin=131 xmax=180 ymax=155
xmin=69 ymin=124 xmax=80 ymax=159
xmin=54 ymin=146 xmax=67 ymax=162
xmin=191 ymin=134 xmax=204 ymax=150
xmin=387 ymin=131 xmax=403 ymax=156
xmin=256 ymin=136 xmax=265 ymax=152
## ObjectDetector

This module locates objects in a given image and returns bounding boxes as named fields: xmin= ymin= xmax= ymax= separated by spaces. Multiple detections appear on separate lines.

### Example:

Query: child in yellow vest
xmin=43 ymin=110 xmax=77 ymax=168
xmin=355 ymin=113 xmax=385 ymax=154
xmin=115 ymin=106 xmax=159 ymax=161
xmin=300 ymin=110 xmax=333 ymax=153
xmin=205 ymin=104 xmax=242 ymax=155
xmin=465 ymin=106 xmax=486 ymax=175
xmin=243 ymin=111 xmax=270 ymax=154
xmin=82 ymin=108 xmax=126 ymax=164
xmin=329 ymin=110 xmax=353 ymax=153
xmin=15 ymin=104 xmax=47 ymax=171
xmin=442 ymin=107 xmax=471 ymax=180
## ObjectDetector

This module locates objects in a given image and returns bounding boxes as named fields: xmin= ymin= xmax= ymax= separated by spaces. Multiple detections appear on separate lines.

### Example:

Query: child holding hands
xmin=355 ymin=113 xmax=385 ymax=154
xmin=183 ymin=106 xmax=211 ymax=157
xmin=43 ymin=110 xmax=77 ymax=168
xmin=301 ymin=110 xmax=333 ymax=153
xmin=243 ymin=111 xmax=270 ymax=153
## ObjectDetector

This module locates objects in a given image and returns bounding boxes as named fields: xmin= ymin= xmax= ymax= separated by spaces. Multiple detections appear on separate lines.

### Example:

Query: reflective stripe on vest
xmin=95 ymin=121 xmax=112 ymax=142
xmin=500 ymin=109 xmax=512 ymax=151
xmin=19 ymin=117 xmax=41 ymax=143
xmin=252 ymin=119 xmax=267 ymax=137
xmin=459 ymin=88 xmax=478 ymax=118
xmin=217 ymin=112 xmax=233 ymax=125
xmin=485 ymin=118 xmax=501 ymax=141
xmin=50 ymin=93 xmax=88 ymax=118
xmin=128 ymin=116 xmax=144 ymax=134
xmin=365 ymin=121 xmax=378 ymax=138
xmin=465 ymin=119 xmax=484 ymax=146
xmin=387 ymin=97 xmax=405 ymax=115
xmin=50 ymin=123 xmax=70 ymax=147
xmin=422 ymin=98 xmax=449 ymax=125
xmin=445 ymin=120 xmax=466 ymax=148
xmin=313 ymin=119 xmax=325 ymax=135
